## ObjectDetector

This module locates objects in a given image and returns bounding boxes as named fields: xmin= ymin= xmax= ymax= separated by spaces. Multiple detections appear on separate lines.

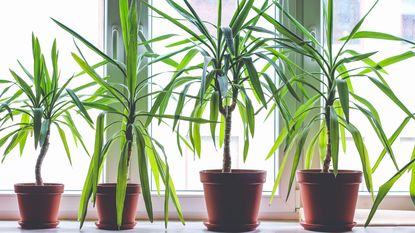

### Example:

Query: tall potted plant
xmin=144 ymin=0 xmax=296 ymax=231
xmin=53 ymin=0 xmax=212 ymax=230
xmin=0 ymin=35 xmax=93 ymax=229
xmin=255 ymin=0 xmax=415 ymax=231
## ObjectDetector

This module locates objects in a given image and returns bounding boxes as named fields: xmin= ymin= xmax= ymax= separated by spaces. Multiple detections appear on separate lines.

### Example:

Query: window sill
xmin=0 ymin=220 xmax=414 ymax=232
xmin=299 ymin=209 xmax=415 ymax=226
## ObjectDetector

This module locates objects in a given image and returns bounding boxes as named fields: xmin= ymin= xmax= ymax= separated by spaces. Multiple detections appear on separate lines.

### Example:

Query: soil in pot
xmin=14 ymin=183 xmax=64 ymax=229
xmin=95 ymin=183 xmax=140 ymax=230
xmin=200 ymin=169 xmax=266 ymax=232
xmin=297 ymin=169 xmax=362 ymax=232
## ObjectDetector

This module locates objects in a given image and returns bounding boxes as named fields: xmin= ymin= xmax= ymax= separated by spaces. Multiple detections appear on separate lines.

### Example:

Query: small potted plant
xmin=0 ymin=35 xmax=92 ymax=229
xmin=53 ymin=0 xmax=212 ymax=230
xmin=256 ymin=0 xmax=415 ymax=231
xmin=144 ymin=0 xmax=295 ymax=231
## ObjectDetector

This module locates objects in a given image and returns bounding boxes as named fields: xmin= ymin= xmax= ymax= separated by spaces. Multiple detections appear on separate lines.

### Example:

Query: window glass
xmin=149 ymin=1 xmax=278 ymax=192
xmin=334 ymin=0 xmax=415 ymax=192
xmin=0 ymin=0 xmax=103 ymax=191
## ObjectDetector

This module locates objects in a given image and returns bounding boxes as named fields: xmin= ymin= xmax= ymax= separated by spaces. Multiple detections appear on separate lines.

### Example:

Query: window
xmin=149 ymin=0 xmax=277 ymax=193
xmin=332 ymin=0 xmax=415 ymax=194
xmin=146 ymin=0 xmax=296 ymax=216
xmin=402 ymin=0 xmax=415 ymax=41
xmin=0 ymin=0 xmax=104 ymax=191
xmin=333 ymin=0 xmax=361 ymax=44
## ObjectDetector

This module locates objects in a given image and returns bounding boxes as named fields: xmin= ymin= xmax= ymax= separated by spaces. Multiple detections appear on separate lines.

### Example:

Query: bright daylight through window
xmin=0 ymin=0 xmax=103 ymax=191
xmin=334 ymin=0 xmax=415 ymax=193
xmin=149 ymin=0 xmax=279 ymax=192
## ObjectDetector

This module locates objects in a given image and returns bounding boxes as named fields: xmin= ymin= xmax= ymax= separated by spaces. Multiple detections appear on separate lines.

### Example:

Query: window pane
xmin=149 ymin=1 xmax=278 ymax=192
xmin=0 ymin=0 xmax=103 ymax=191
xmin=333 ymin=0 xmax=415 ymax=192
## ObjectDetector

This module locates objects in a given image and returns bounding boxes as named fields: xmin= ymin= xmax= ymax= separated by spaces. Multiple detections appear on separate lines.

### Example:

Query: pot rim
xmin=297 ymin=169 xmax=362 ymax=174
xmin=97 ymin=183 xmax=141 ymax=194
xmin=296 ymin=169 xmax=362 ymax=184
xmin=200 ymin=169 xmax=266 ymax=174
xmin=200 ymin=169 xmax=266 ymax=184
xmin=14 ymin=183 xmax=64 ymax=194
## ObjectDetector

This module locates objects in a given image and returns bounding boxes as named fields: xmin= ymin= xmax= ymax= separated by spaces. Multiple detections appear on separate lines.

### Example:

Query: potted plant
xmin=0 ymin=35 xmax=93 ymax=229
xmin=255 ymin=0 xmax=415 ymax=231
xmin=53 ymin=0 xmax=212 ymax=230
xmin=143 ymin=0 xmax=296 ymax=231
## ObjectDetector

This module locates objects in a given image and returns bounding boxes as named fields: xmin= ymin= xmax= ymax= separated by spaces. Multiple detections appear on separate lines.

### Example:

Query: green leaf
xmin=173 ymin=84 xmax=191 ymax=130
xmin=245 ymin=94 xmax=255 ymax=137
xmin=221 ymin=27 xmax=235 ymax=54
xmin=243 ymin=57 xmax=267 ymax=107
xmin=365 ymin=158 xmax=415 ymax=226
xmin=116 ymin=142 xmax=130 ymax=228
xmin=368 ymin=76 xmax=414 ymax=120
xmin=341 ymin=31 xmax=415 ymax=46
xmin=286 ymin=127 xmax=309 ymax=200
xmin=134 ymin=126 xmax=153 ymax=222
xmin=52 ymin=18 xmax=126 ymax=76
xmin=336 ymin=79 xmax=349 ymax=123
xmin=360 ymin=51 xmax=415 ymax=75
xmin=33 ymin=108 xmax=43 ymax=149
xmin=343 ymin=121 xmax=373 ymax=193
xmin=305 ymin=127 xmax=324 ymax=169
xmin=66 ymin=89 xmax=93 ymax=125
xmin=329 ymin=106 xmax=339 ymax=176
xmin=210 ymin=91 xmax=219 ymax=146
xmin=266 ymin=127 xmax=287 ymax=160
xmin=200 ymin=56 xmax=212 ymax=103
xmin=18 ymin=114 xmax=30 ymax=156
xmin=55 ymin=123 xmax=72 ymax=165
xmin=372 ymin=116 xmax=410 ymax=173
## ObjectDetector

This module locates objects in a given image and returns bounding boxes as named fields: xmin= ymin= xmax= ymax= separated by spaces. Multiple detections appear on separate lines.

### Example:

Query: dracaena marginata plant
xmin=252 ymin=0 xmax=415 ymax=221
xmin=0 ymin=34 xmax=93 ymax=185
xmin=53 ymin=0 xmax=212 ymax=228
xmin=143 ymin=0 xmax=297 ymax=173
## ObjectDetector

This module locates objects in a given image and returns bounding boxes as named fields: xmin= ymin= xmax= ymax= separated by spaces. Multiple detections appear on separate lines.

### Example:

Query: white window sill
xmin=0 ymin=220 xmax=414 ymax=232
xmin=299 ymin=209 xmax=415 ymax=226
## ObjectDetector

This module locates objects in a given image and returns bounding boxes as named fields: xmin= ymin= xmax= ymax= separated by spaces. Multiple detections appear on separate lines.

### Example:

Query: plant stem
xmin=222 ymin=109 xmax=232 ymax=173
xmin=35 ymin=129 xmax=50 ymax=186
xmin=323 ymin=106 xmax=331 ymax=173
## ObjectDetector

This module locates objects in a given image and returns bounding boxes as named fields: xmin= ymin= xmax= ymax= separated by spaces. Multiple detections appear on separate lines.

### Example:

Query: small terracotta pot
xmin=14 ymin=183 xmax=64 ymax=229
xmin=200 ymin=169 xmax=266 ymax=232
xmin=95 ymin=183 xmax=140 ymax=230
xmin=297 ymin=169 xmax=362 ymax=232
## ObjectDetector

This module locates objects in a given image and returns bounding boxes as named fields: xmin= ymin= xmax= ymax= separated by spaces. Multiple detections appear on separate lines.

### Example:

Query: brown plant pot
xmin=200 ymin=169 xmax=266 ymax=232
xmin=297 ymin=169 xmax=362 ymax=232
xmin=14 ymin=183 xmax=64 ymax=229
xmin=95 ymin=183 xmax=140 ymax=230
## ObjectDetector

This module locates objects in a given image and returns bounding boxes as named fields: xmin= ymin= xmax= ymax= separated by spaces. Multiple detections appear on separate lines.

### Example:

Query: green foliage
xmin=143 ymin=0 xmax=293 ymax=172
xmin=54 ymin=0 xmax=211 ymax=228
xmin=0 ymin=34 xmax=92 ymax=173
xmin=254 ymin=0 xmax=415 ymax=224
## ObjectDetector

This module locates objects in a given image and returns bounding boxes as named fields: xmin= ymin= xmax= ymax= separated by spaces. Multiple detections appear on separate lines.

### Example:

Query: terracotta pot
xmin=200 ymin=169 xmax=266 ymax=232
xmin=95 ymin=183 xmax=140 ymax=230
xmin=297 ymin=169 xmax=362 ymax=232
xmin=14 ymin=183 xmax=64 ymax=229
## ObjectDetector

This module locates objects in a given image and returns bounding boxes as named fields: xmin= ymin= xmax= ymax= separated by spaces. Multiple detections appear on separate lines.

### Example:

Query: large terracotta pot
xmin=297 ymin=169 xmax=362 ymax=232
xmin=95 ymin=183 xmax=140 ymax=230
xmin=14 ymin=183 xmax=64 ymax=229
xmin=200 ymin=169 xmax=266 ymax=232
